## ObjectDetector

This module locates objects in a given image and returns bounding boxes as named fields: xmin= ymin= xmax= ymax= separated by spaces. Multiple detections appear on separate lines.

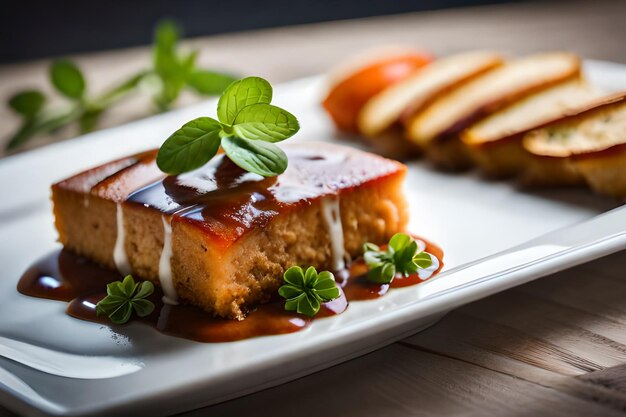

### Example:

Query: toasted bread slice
xmin=462 ymin=78 xmax=599 ymax=177
xmin=406 ymin=52 xmax=582 ymax=170
xmin=358 ymin=51 xmax=503 ymax=137
xmin=322 ymin=46 xmax=432 ymax=132
xmin=523 ymin=93 xmax=626 ymax=196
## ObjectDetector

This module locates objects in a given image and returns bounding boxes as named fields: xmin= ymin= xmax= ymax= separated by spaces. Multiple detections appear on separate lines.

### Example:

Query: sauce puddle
xmin=18 ymin=238 xmax=442 ymax=343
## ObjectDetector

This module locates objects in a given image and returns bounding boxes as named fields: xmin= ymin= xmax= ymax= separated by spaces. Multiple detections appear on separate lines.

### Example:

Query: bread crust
xmin=358 ymin=52 xmax=503 ymax=137
xmin=522 ymin=92 xmax=626 ymax=196
xmin=462 ymin=79 xmax=598 ymax=177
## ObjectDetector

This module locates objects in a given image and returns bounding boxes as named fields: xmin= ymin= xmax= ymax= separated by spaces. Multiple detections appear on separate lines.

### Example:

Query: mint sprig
xmin=363 ymin=233 xmax=433 ymax=284
xmin=5 ymin=20 xmax=236 ymax=151
xmin=156 ymin=76 xmax=299 ymax=176
xmin=278 ymin=266 xmax=340 ymax=317
xmin=96 ymin=275 xmax=155 ymax=324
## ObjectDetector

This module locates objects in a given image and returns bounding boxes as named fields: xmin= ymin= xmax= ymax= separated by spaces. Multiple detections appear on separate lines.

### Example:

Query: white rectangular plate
xmin=0 ymin=60 xmax=625 ymax=416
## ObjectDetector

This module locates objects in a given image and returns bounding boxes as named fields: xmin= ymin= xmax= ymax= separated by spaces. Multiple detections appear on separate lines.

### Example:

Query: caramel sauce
xmin=342 ymin=238 xmax=444 ymax=300
xmin=17 ymin=238 xmax=442 ymax=343
xmin=124 ymin=148 xmax=404 ymax=247
xmin=67 ymin=292 xmax=314 ymax=343
xmin=17 ymin=249 xmax=119 ymax=301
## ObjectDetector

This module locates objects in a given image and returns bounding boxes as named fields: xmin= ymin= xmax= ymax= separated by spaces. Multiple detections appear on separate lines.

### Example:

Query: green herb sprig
xmin=6 ymin=20 xmax=236 ymax=151
xmin=156 ymin=76 xmax=300 ymax=177
xmin=278 ymin=266 xmax=340 ymax=317
xmin=363 ymin=233 xmax=433 ymax=284
xmin=96 ymin=275 xmax=155 ymax=324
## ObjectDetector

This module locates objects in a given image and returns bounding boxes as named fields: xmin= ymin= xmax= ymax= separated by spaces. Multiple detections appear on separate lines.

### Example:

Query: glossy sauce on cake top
xmin=96 ymin=143 xmax=407 ymax=246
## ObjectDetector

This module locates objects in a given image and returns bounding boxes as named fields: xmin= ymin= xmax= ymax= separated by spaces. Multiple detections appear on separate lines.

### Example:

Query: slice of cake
xmin=52 ymin=142 xmax=409 ymax=319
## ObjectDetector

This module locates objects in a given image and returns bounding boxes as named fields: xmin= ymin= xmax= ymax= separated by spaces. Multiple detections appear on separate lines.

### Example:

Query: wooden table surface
xmin=2 ymin=1 xmax=626 ymax=416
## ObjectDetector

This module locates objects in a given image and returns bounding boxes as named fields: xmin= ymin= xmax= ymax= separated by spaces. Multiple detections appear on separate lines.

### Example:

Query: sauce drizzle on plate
xmin=17 ymin=237 xmax=442 ymax=343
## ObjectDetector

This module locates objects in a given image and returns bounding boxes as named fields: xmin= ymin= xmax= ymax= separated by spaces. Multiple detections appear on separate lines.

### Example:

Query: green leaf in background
xmin=50 ymin=59 xmax=86 ymax=99
xmin=6 ymin=21 xmax=241 ymax=152
xmin=217 ymin=77 xmax=272 ymax=125
xmin=221 ymin=135 xmax=288 ymax=177
xmin=152 ymin=20 xmax=202 ymax=111
xmin=6 ymin=108 xmax=81 ymax=150
xmin=94 ymin=71 xmax=147 ymax=107
xmin=232 ymin=103 xmax=299 ymax=142
xmin=154 ymin=20 xmax=180 ymax=56
xmin=187 ymin=70 xmax=237 ymax=96
xmin=9 ymin=91 xmax=45 ymax=119
xmin=79 ymin=107 xmax=103 ymax=133
xmin=156 ymin=117 xmax=222 ymax=174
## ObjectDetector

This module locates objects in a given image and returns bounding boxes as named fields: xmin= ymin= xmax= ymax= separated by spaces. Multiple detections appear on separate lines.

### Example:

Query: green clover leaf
xmin=278 ymin=266 xmax=340 ymax=317
xmin=362 ymin=233 xmax=433 ymax=284
xmin=96 ymin=275 xmax=155 ymax=324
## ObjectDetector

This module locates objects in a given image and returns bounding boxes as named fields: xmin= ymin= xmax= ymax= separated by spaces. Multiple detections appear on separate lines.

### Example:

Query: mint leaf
xmin=217 ymin=77 xmax=272 ymax=125
xmin=221 ymin=136 xmax=287 ymax=177
xmin=279 ymin=266 xmax=340 ymax=317
xmin=50 ymin=59 xmax=85 ymax=99
xmin=9 ymin=91 xmax=45 ymax=119
xmin=157 ymin=76 xmax=299 ymax=176
xmin=157 ymin=117 xmax=222 ymax=174
xmin=232 ymin=103 xmax=299 ymax=143
xmin=187 ymin=70 xmax=237 ymax=96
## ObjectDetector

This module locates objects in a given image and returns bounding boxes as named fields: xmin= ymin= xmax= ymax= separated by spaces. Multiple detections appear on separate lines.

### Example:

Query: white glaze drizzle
xmin=321 ymin=196 xmax=346 ymax=271
xmin=417 ymin=252 xmax=440 ymax=281
xmin=158 ymin=216 xmax=178 ymax=305
xmin=113 ymin=203 xmax=131 ymax=275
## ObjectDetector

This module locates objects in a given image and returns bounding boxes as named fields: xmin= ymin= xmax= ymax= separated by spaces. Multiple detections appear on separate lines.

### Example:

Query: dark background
xmin=2 ymin=0 xmax=518 ymax=63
